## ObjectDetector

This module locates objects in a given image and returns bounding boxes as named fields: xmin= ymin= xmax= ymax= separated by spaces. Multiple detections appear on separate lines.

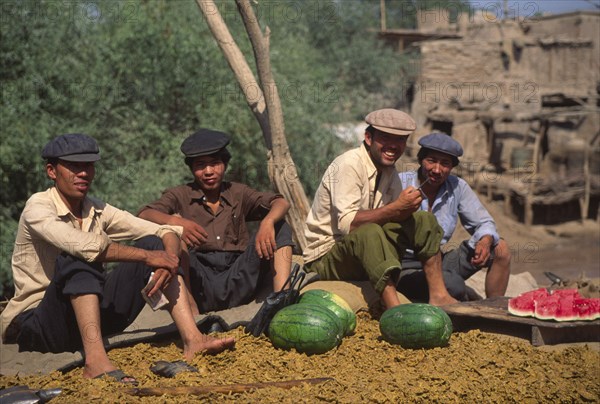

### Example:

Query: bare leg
xmin=163 ymin=275 xmax=235 ymax=361
xmin=271 ymin=246 xmax=292 ymax=291
xmin=485 ymin=239 xmax=511 ymax=298
xmin=180 ymin=245 xmax=200 ymax=316
xmin=381 ymin=279 xmax=401 ymax=309
xmin=71 ymin=294 xmax=134 ymax=381
xmin=423 ymin=252 xmax=458 ymax=306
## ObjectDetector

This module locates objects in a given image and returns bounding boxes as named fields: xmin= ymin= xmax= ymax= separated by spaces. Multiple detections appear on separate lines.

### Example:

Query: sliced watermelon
xmin=550 ymin=288 xmax=582 ymax=299
xmin=573 ymin=298 xmax=600 ymax=321
xmin=534 ymin=295 xmax=578 ymax=321
xmin=508 ymin=288 xmax=550 ymax=317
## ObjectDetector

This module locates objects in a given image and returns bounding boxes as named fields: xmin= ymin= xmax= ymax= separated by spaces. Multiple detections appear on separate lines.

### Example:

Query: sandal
xmin=150 ymin=360 xmax=199 ymax=378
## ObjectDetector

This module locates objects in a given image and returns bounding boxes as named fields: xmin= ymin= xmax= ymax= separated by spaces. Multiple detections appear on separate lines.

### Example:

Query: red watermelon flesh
xmin=573 ymin=298 xmax=600 ymax=321
xmin=550 ymin=288 xmax=582 ymax=299
xmin=534 ymin=295 xmax=578 ymax=321
xmin=507 ymin=288 xmax=550 ymax=317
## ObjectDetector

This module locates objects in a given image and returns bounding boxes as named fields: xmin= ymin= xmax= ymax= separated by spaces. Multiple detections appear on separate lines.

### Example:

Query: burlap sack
xmin=300 ymin=280 xmax=411 ymax=313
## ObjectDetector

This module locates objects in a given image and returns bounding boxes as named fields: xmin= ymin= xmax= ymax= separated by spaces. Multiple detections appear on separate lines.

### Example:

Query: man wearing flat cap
xmin=0 ymin=134 xmax=234 ymax=383
xmin=398 ymin=133 xmax=511 ymax=301
xmin=139 ymin=129 xmax=293 ymax=315
xmin=304 ymin=109 xmax=457 ymax=310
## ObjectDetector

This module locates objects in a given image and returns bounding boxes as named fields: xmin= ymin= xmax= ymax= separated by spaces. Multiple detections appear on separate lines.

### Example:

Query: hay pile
xmin=1 ymin=312 xmax=598 ymax=403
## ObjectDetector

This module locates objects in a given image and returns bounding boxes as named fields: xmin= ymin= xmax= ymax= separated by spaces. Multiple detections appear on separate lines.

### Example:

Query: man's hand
xmin=389 ymin=186 xmax=423 ymax=218
xmin=350 ymin=186 xmax=424 ymax=230
xmin=255 ymin=219 xmax=276 ymax=260
xmin=471 ymin=236 xmax=493 ymax=267
xmin=145 ymin=250 xmax=180 ymax=275
xmin=179 ymin=218 xmax=209 ymax=249
xmin=146 ymin=268 xmax=172 ymax=297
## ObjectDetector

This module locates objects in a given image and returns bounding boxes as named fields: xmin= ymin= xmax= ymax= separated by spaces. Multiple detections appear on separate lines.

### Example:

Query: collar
xmin=359 ymin=143 xmax=379 ymax=181
xmin=188 ymin=181 xmax=233 ymax=206
xmin=49 ymin=187 xmax=101 ymax=223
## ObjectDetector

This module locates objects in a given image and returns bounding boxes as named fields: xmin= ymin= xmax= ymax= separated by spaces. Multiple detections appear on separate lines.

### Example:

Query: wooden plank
xmin=442 ymin=297 xmax=600 ymax=346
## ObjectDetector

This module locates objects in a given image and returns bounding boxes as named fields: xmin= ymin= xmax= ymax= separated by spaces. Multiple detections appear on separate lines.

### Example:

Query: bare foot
xmin=83 ymin=363 xmax=136 ymax=383
xmin=183 ymin=334 xmax=235 ymax=361
xmin=429 ymin=294 xmax=459 ymax=306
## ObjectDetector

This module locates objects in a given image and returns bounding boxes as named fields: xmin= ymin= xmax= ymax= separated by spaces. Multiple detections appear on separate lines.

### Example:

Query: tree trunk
xmin=196 ymin=0 xmax=309 ymax=252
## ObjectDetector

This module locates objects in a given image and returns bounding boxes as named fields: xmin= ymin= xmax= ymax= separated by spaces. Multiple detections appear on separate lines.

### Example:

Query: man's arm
xmin=471 ymin=234 xmax=494 ymax=267
xmin=350 ymin=187 xmax=423 ymax=232
xmin=255 ymin=198 xmax=290 ymax=259
xmin=139 ymin=208 xmax=208 ymax=249
xmin=95 ymin=235 xmax=180 ymax=296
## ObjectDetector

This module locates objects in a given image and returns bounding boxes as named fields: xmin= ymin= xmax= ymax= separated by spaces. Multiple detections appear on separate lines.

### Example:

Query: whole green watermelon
xmin=298 ymin=289 xmax=357 ymax=335
xmin=268 ymin=303 xmax=344 ymax=354
xmin=379 ymin=303 xmax=452 ymax=349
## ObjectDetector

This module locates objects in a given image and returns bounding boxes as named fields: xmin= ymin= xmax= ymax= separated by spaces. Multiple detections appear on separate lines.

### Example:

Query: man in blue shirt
xmin=398 ymin=133 xmax=511 ymax=301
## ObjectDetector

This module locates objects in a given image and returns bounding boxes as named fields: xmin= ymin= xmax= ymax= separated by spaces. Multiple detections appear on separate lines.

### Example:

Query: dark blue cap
xmin=180 ymin=129 xmax=231 ymax=158
xmin=41 ymin=133 xmax=101 ymax=162
xmin=418 ymin=133 xmax=463 ymax=159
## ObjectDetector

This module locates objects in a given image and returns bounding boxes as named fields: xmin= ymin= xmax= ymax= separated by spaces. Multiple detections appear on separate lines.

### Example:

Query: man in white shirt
xmin=303 ymin=109 xmax=457 ymax=310
xmin=1 ymin=134 xmax=234 ymax=384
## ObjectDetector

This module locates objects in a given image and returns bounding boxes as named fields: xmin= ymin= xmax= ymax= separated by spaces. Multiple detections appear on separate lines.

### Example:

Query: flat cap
xmin=365 ymin=108 xmax=416 ymax=136
xmin=180 ymin=129 xmax=231 ymax=158
xmin=41 ymin=133 xmax=101 ymax=162
xmin=418 ymin=132 xmax=464 ymax=158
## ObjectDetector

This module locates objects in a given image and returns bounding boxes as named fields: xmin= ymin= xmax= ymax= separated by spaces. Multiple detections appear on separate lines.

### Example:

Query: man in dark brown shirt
xmin=139 ymin=129 xmax=293 ymax=315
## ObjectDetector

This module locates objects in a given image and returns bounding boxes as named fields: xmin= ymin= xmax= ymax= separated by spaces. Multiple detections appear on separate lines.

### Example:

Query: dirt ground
xmin=1 ymin=200 xmax=599 ymax=402
xmin=1 ymin=312 xmax=599 ymax=403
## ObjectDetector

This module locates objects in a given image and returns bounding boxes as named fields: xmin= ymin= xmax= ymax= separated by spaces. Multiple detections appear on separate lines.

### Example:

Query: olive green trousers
xmin=305 ymin=211 xmax=443 ymax=294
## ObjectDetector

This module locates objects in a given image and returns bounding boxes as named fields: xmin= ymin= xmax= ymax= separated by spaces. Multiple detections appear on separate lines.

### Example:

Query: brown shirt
xmin=140 ymin=181 xmax=282 ymax=252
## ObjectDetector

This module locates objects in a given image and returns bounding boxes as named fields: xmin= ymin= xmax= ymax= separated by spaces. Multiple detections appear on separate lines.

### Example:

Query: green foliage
xmin=1 ymin=0 xmax=459 ymax=297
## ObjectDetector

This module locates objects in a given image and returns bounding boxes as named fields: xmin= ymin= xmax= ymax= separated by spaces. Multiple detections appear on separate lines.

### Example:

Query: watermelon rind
xmin=510 ymin=288 xmax=600 ymax=322
xmin=268 ymin=303 xmax=344 ymax=355
xmin=299 ymin=289 xmax=357 ymax=335
xmin=379 ymin=303 xmax=452 ymax=349
xmin=508 ymin=288 xmax=550 ymax=317
xmin=534 ymin=296 xmax=577 ymax=321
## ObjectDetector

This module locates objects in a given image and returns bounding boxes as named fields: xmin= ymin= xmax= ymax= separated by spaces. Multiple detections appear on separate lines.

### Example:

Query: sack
xmin=244 ymin=263 xmax=305 ymax=337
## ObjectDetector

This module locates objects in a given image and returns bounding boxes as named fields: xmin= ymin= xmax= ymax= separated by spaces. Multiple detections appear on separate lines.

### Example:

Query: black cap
xmin=180 ymin=129 xmax=231 ymax=158
xmin=41 ymin=133 xmax=101 ymax=162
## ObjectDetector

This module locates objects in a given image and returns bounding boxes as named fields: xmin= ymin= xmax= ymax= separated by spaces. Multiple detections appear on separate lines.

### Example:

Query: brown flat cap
xmin=365 ymin=109 xmax=416 ymax=136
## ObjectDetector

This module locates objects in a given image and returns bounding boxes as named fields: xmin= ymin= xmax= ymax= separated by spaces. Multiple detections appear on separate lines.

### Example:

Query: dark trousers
xmin=10 ymin=236 xmax=163 ymax=353
xmin=398 ymin=240 xmax=496 ymax=301
xmin=189 ymin=221 xmax=293 ymax=313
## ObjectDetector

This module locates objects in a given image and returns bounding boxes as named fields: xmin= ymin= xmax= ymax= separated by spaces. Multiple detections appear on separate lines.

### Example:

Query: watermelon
xmin=268 ymin=303 xmax=344 ymax=354
xmin=379 ymin=303 xmax=452 ymax=349
xmin=298 ymin=289 xmax=357 ymax=335
xmin=508 ymin=288 xmax=550 ymax=317
xmin=534 ymin=295 xmax=577 ymax=321
xmin=573 ymin=298 xmax=600 ymax=321
xmin=510 ymin=288 xmax=600 ymax=321
xmin=550 ymin=288 xmax=582 ymax=299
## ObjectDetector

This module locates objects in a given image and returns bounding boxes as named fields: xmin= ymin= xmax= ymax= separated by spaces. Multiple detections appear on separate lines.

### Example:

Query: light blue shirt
xmin=399 ymin=171 xmax=499 ymax=250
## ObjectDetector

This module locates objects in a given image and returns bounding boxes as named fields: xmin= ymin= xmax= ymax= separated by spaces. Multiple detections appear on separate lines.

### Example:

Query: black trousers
xmin=397 ymin=240 xmax=496 ymax=301
xmin=189 ymin=221 xmax=293 ymax=313
xmin=9 ymin=236 xmax=164 ymax=353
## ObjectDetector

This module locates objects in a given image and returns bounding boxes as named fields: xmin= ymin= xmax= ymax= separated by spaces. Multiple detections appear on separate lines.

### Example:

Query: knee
xmin=413 ymin=211 xmax=443 ymax=238
xmin=413 ymin=210 xmax=438 ymax=227
xmin=274 ymin=221 xmax=294 ymax=250
xmin=494 ymin=239 xmax=512 ymax=267
xmin=134 ymin=235 xmax=164 ymax=251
